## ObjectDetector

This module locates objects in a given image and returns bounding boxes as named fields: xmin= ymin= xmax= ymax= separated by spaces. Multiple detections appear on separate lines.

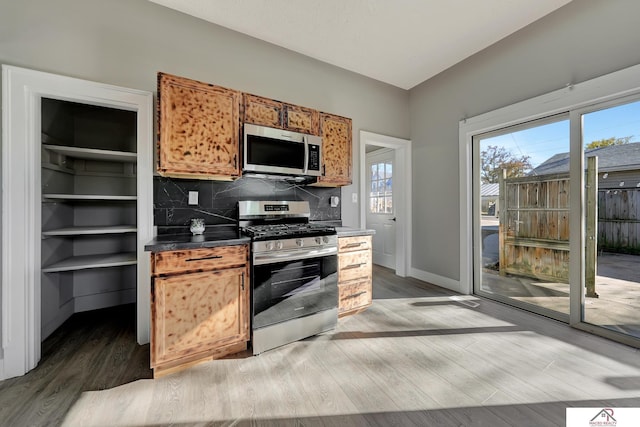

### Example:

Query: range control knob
xmin=296 ymin=238 xmax=304 ymax=247
xmin=275 ymin=241 xmax=283 ymax=250
xmin=265 ymin=241 xmax=275 ymax=251
xmin=323 ymin=236 xmax=330 ymax=244
xmin=315 ymin=237 xmax=322 ymax=245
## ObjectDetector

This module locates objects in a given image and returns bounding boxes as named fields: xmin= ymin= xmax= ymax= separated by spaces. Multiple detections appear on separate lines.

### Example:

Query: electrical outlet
xmin=188 ymin=191 xmax=198 ymax=205
xmin=352 ymin=193 xmax=358 ymax=203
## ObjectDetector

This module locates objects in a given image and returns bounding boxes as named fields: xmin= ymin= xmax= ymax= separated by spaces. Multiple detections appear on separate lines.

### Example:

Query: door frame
xmin=359 ymin=131 xmax=412 ymax=277
xmin=1 ymin=65 xmax=154 ymax=379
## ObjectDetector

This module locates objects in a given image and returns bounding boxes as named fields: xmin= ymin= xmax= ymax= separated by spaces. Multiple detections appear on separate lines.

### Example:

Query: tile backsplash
xmin=154 ymin=176 xmax=341 ymax=233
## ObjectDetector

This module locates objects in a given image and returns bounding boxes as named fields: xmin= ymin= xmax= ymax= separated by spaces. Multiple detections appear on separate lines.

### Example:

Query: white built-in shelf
xmin=41 ymin=252 xmax=137 ymax=273
xmin=42 ymin=225 xmax=137 ymax=237
xmin=42 ymin=144 xmax=137 ymax=163
xmin=42 ymin=194 xmax=137 ymax=202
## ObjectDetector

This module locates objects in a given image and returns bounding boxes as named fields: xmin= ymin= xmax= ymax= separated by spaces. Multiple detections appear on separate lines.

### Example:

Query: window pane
xmin=385 ymin=196 xmax=393 ymax=213
xmin=370 ymin=164 xmax=377 ymax=181
xmin=369 ymin=197 xmax=377 ymax=213
xmin=386 ymin=177 xmax=393 ymax=194
xmin=385 ymin=162 xmax=393 ymax=179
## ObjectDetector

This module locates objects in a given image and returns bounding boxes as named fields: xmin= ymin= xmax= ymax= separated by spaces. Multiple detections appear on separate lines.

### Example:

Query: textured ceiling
xmin=149 ymin=0 xmax=572 ymax=90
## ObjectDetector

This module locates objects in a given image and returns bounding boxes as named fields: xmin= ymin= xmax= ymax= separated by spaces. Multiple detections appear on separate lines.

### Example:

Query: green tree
xmin=480 ymin=145 xmax=532 ymax=184
xmin=585 ymin=136 xmax=633 ymax=150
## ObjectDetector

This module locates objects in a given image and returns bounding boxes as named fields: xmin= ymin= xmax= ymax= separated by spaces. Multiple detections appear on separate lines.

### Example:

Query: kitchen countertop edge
xmin=335 ymin=227 xmax=375 ymax=237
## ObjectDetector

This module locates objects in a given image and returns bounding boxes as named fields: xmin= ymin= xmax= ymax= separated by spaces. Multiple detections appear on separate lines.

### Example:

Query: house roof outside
xmin=530 ymin=142 xmax=640 ymax=175
xmin=480 ymin=183 xmax=500 ymax=197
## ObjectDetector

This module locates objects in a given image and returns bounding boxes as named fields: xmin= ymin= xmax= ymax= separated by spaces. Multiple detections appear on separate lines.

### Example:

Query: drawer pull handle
xmin=343 ymin=242 xmax=366 ymax=248
xmin=344 ymin=262 xmax=366 ymax=270
xmin=186 ymin=255 xmax=223 ymax=262
xmin=345 ymin=291 xmax=367 ymax=299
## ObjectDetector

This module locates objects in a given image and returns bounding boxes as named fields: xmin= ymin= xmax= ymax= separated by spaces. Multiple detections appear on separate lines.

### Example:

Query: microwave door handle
xmin=303 ymin=138 xmax=309 ymax=174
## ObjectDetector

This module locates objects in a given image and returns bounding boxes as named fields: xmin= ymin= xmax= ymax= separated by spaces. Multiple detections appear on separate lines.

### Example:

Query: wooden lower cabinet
xmin=150 ymin=245 xmax=250 ymax=377
xmin=337 ymin=235 xmax=373 ymax=317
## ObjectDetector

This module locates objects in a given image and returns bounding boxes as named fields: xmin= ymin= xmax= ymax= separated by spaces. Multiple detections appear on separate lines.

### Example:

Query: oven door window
xmin=253 ymin=255 xmax=337 ymax=329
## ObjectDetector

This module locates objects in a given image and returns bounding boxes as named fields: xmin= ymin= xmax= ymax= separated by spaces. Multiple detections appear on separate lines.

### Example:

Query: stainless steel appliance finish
xmin=239 ymin=200 xmax=338 ymax=355
xmin=251 ymin=308 xmax=338 ymax=355
xmin=243 ymin=124 xmax=322 ymax=178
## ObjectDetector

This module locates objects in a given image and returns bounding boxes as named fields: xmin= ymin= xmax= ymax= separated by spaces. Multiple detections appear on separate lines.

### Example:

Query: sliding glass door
xmin=578 ymin=98 xmax=640 ymax=341
xmin=473 ymin=97 xmax=640 ymax=345
xmin=473 ymin=115 xmax=571 ymax=321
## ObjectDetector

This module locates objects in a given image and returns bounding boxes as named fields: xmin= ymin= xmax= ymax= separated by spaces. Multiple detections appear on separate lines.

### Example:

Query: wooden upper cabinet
xmin=157 ymin=72 xmax=241 ymax=180
xmin=284 ymin=104 xmax=319 ymax=135
xmin=243 ymin=94 xmax=283 ymax=129
xmin=313 ymin=113 xmax=353 ymax=187
xmin=243 ymin=94 xmax=320 ymax=136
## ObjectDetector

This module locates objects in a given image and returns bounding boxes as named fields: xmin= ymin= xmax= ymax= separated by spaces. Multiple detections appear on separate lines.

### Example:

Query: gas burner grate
xmin=241 ymin=223 xmax=336 ymax=240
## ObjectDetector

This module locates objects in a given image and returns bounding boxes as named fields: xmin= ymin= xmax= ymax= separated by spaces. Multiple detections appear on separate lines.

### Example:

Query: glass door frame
xmin=569 ymin=95 xmax=640 ymax=348
xmin=471 ymin=113 xmax=571 ymax=323
xmin=459 ymin=63 xmax=640 ymax=349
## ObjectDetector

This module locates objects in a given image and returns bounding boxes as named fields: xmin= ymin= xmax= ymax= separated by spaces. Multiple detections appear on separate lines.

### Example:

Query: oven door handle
xmin=253 ymin=246 xmax=337 ymax=265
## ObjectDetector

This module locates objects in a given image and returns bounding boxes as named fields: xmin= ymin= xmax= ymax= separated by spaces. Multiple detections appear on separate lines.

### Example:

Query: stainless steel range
xmin=238 ymin=200 xmax=338 ymax=355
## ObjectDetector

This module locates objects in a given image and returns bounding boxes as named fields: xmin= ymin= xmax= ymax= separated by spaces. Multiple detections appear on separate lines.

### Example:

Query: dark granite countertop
xmin=335 ymin=226 xmax=375 ymax=237
xmin=145 ymin=228 xmax=250 ymax=252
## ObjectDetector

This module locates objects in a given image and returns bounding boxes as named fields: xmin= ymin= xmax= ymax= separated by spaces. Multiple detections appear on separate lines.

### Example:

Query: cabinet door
xmin=157 ymin=73 xmax=241 ymax=180
xmin=284 ymin=104 xmax=319 ymax=135
xmin=151 ymin=267 xmax=249 ymax=368
xmin=313 ymin=113 xmax=352 ymax=187
xmin=243 ymin=94 xmax=283 ymax=128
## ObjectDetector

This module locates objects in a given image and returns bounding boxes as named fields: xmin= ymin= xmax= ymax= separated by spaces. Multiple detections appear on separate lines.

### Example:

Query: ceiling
xmin=149 ymin=0 xmax=572 ymax=90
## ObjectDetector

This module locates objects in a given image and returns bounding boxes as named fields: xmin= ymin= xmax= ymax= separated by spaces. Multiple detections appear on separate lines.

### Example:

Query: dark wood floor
xmin=0 ymin=304 xmax=151 ymax=426
xmin=1 ymin=266 xmax=640 ymax=426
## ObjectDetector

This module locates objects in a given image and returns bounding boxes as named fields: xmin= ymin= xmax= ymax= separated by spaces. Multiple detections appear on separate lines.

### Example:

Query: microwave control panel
xmin=308 ymin=144 xmax=320 ymax=172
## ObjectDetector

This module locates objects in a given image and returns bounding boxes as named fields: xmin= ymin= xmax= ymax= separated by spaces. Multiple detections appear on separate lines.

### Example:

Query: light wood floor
xmin=2 ymin=266 xmax=639 ymax=426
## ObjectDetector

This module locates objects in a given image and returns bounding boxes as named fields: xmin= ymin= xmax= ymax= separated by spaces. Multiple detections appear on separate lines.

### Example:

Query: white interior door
xmin=366 ymin=148 xmax=396 ymax=269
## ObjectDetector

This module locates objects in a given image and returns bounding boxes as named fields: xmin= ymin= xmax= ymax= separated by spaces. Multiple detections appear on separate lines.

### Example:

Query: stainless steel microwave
xmin=243 ymin=123 xmax=322 ymax=177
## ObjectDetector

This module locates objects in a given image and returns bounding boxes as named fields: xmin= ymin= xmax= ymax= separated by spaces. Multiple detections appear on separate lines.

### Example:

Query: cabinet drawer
xmin=338 ymin=279 xmax=372 ymax=314
xmin=338 ymin=250 xmax=372 ymax=283
xmin=152 ymin=245 xmax=248 ymax=276
xmin=338 ymin=235 xmax=372 ymax=253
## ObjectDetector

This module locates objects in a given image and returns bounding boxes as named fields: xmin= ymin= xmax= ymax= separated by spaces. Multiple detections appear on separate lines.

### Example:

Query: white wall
xmin=0 ymin=0 xmax=409 ymax=368
xmin=408 ymin=0 xmax=640 ymax=287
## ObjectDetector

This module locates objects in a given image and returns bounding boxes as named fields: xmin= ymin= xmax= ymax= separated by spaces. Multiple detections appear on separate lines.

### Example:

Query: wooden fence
xmin=498 ymin=171 xmax=571 ymax=282
xmin=598 ymin=188 xmax=640 ymax=254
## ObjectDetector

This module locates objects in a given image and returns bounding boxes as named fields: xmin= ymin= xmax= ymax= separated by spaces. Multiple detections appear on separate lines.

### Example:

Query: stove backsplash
xmin=154 ymin=176 xmax=342 ymax=234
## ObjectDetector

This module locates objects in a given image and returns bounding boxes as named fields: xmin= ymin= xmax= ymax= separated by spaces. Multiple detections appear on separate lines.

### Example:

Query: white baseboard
xmin=74 ymin=289 xmax=136 ymax=313
xmin=409 ymin=268 xmax=465 ymax=294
